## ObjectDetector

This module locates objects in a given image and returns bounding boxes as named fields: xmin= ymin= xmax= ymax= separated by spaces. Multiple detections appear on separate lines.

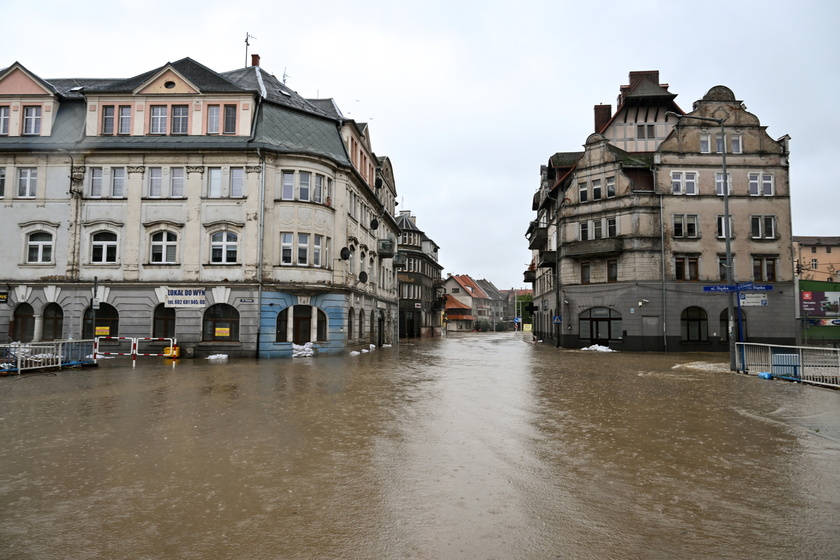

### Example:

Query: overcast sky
xmin=5 ymin=0 xmax=839 ymax=289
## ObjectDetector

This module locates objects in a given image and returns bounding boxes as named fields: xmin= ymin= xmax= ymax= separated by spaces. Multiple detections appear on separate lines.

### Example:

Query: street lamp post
xmin=666 ymin=111 xmax=737 ymax=370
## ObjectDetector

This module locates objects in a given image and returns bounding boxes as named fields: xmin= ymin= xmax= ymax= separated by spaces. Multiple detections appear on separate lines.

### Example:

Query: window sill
xmin=144 ymin=262 xmax=180 ymax=266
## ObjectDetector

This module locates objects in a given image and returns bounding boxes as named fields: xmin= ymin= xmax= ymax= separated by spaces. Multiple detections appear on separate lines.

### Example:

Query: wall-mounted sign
xmin=95 ymin=326 xmax=110 ymax=336
xmin=0 ymin=292 xmax=7 ymax=304
xmin=165 ymin=288 xmax=207 ymax=308
xmin=215 ymin=327 xmax=230 ymax=337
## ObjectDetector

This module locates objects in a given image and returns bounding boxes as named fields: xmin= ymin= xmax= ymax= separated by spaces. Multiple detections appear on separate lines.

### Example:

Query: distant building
xmin=396 ymin=210 xmax=444 ymax=337
xmin=526 ymin=71 xmax=795 ymax=351
xmin=443 ymin=274 xmax=491 ymax=332
xmin=793 ymin=237 xmax=840 ymax=282
xmin=0 ymin=56 xmax=399 ymax=357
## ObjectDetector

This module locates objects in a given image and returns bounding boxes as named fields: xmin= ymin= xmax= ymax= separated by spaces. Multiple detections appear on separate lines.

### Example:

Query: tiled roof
xmin=251 ymin=104 xmax=350 ymax=165
xmin=88 ymin=57 xmax=244 ymax=94
xmin=444 ymin=294 xmax=471 ymax=309
xmin=395 ymin=213 xmax=422 ymax=233
xmin=451 ymin=274 xmax=489 ymax=299
xmin=793 ymin=236 xmax=840 ymax=245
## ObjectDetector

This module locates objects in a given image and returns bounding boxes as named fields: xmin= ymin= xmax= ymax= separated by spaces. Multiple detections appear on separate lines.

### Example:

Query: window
xmin=275 ymin=305 xmax=328 ymax=344
xmin=675 ymin=256 xmax=699 ymax=281
xmin=607 ymin=217 xmax=618 ymax=238
xmin=91 ymin=232 xmax=118 ymax=263
xmin=281 ymin=171 xmax=295 ymax=200
xmin=211 ymin=231 xmax=238 ymax=263
xmin=150 ymin=106 xmax=167 ymax=134
xmin=592 ymin=179 xmax=602 ymax=200
xmin=118 ymin=106 xmax=131 ymax=134
xmin=230 ymin=167 xmax=244 ymax=198
xmin=170 ymin=167 xmax=185 ymax=197
xmin=280 ymin=233 xmax=293 ymax=264
xmin=27 ymin=231 xmax=53 ymax=263
xmin=348 ymin=308 xmax=355 ymax=339
xmin=0 ymin=106 xmax=9 ymax=135
xmin=671 ymin=171 xmax=697 ymax=195
xmin=607 ymin=260 xmax=618 ymax=283
xmin=750 ymin=215 xmax=776 ymax=239
xmin=299 ymin=172 xmax=310 ymax=201
xmin=43 ymin=303 xmax=64 ymax=341
xmin=314 ymin=175 xmax=325 ymax=203
xmin=83 ymin=302 xmax=119 ymax=338
xmin=0 ymin=168 xmax=5 ymax=197
xmin=202 ymin=304 xmax=239 ymax=342
xmin=207 ymin=105 xmax=220 ymax=134
xmin=579 ymin=221 xmax=589 ymax=241
xmin=731 ymin=135 xmax=742 ymax=154
xmin=673 ymin=214 xmax=698 ymax=238
xmin=593 ymin=219 xmax=602 ymax=239
xmin=171 ymin=105 xmax=189 ymax=134
xmin=111 ymin=167 xmax=126 ymax=197
xmin=297 ymin=233 xmax=310 ymax=265
xmin=149 ymin=167 xmax=163 ymax=197
xmin=811 ymin=258 xmax=818 ymax=270
xmin=224 ymin=105 xmax=236 ymax=134
xmin=153 ymin=304 xmax=176 ymax=339
xmin=636 ymin=124 xmax=655 ymax=139
xmin=17 ymin=168 xmax=37 ymax=198
xmin=579 ymin=307 xmax=623 ymax=341
xmin=715 ymin=173 xmax=732 ymax=196
xmin=313 ymin=235 xmax=323 ymax=267
xmin=102 ymin=106 xmax=115 ymax=134
xmin=208 ymin=167 xmax=222 ymax=198
xmin=753 ymin=257 xmax=777 ymax=282
xmin=578 ymin=182 xmax=588 ymax=203
xmin=23 ymin=106 xmax=41 ymax=135
xmin=90 ymin=168 xmax=104 ymax=197
xmin=715 ymin=135 xmax=725 ymax=154
xmin=681 ymin=307 xmax=708 ymax=342
xmin=716 ymin=216 xmax=733 ymax=239
xmin=150 ymin=231 xmax=178 ymax=263
xmin=700 ymin=133 xmax=711 ymax=153
xmin=581 ymin=262 xmax=591 ymax=284
xmin=748 ymin=172 xmax=774 ymax=196
xmin=720 ymin=308 xmax=747 ymax=342
xmin=606 ymin=176 xmax=616 ymax=198
xmin=718 ymin=256 xmax=730 ymax=281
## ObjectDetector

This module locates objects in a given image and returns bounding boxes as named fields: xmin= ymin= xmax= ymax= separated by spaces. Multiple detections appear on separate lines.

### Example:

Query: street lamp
xmin=665 ymin=111 xmax=737 ymax=370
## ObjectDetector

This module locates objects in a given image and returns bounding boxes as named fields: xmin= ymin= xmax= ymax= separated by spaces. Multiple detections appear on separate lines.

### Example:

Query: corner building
xmin=0 ymin=56 xmax=399 ymax=357
xmin=526 ymin=71 xmax=795 ymax=351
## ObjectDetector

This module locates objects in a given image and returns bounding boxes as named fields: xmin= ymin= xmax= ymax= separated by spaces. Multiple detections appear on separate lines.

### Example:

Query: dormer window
xmin=171 ymin=105 xmax=189 ymax=134
xmin=150 ymin=106 xmax=167 ymax=134
xmin=1 ymin=106 xmax=10 ymax=135
xmin=23 ymin=106 xmax=41 ymax=135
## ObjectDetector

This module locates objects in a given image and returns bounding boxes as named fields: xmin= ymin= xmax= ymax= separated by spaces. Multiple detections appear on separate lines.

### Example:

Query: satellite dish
xmin=340 ymin=247 xmax=351 ymax=260
xmin=370 ymin=218 xmax=379 ymax=230
xmin=359 ymin=271 xmax=368 ymax=283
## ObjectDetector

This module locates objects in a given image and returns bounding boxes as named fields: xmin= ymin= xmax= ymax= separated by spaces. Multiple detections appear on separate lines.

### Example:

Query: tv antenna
xmin=244 ymin=32 xmax=257 ymax=67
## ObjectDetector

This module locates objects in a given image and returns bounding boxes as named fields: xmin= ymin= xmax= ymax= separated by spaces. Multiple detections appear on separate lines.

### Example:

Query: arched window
xmin=12 ymin=303 xmax=35 ymax=342
xmin=370 ymin=309 xmax=376 ymax=344
xmin=719 ymin=308 xmax=747 ymax=342
xmin=202 ymin=303 xmax=239 ymax=341
xmin=578 ymin=307 xmax=622 ymax=343
xmin=681 ymin=306 xmax=708 ymax=342
xmin=27 ymin=232 xmax=53 ymax=263
xmin=359 ymin=309 xmax=365 ymax=338
xmin=84 ymin=302 xmax=119 ymax=338
xmin=91 ymin=231 xmax=118 ymax=263
xmin=348 ymin=307 xmax=355 ymax=339
xmin=153 ymin=304 xmax=176 ymax=339
xmin=275 ymin=305 xmax=328 ymax=343
xmin=150 ymin=231 xmax=178 ymax=263
xmin=43 ymin=303 xmax=64 ymax=340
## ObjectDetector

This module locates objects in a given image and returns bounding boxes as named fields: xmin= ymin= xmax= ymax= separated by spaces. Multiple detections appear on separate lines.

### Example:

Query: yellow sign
xmin=95 ymin=326 xmax=110 ymax=336
xmin=215 ymin=327 xmax=230 ymax=337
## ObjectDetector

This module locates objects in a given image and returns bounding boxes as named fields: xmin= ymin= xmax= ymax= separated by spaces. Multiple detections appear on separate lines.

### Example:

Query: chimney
xmin=594 ymin=104 xmax=612 ymax=133
xmin=251 ymin=54 xmax=260 ymax=67
xmin=628 ymin=70 xmax=659 ymax=91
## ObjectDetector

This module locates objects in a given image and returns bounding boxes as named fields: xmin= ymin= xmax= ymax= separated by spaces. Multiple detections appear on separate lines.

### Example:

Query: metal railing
xmin=737 ymin=342 xmax=840 ymax=389
xmin=1 ymin=339 xmax=96 ymax=374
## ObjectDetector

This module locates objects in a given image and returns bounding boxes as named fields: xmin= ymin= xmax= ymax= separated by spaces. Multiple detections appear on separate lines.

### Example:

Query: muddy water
xmin=1 ymin=333 xmax=839 ymax=559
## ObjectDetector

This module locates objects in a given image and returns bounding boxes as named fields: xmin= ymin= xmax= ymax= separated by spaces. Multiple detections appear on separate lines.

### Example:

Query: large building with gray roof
xmin=0 ymin=55 xmax=399 ymax=357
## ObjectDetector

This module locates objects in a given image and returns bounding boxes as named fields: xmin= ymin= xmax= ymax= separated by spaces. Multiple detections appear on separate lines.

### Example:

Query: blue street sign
xmin=514 ymin=317 xmax=521 ymax=323
xmin=703 ymin=283 xmax=774 ymax=293
xmin=553 ymin=316 xmax=562 ymax=325
xmin=703 ymin=285 xmax=738 ymax=292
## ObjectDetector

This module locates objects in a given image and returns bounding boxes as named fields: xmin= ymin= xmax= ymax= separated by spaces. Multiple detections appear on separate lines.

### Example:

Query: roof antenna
xmin=282 ymin=67 xmax=289 ymax=84
xmin=245 ymin=32 xmax=257 ymax=67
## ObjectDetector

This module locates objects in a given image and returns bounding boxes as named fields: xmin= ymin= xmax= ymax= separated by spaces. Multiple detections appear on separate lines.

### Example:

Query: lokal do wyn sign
xmin=165 ymin=287 xmax=207 ymax=308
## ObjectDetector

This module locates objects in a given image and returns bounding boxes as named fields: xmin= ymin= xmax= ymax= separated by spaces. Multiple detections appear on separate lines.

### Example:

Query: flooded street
xmin=2 ymin=333 xmax=839 ymax=560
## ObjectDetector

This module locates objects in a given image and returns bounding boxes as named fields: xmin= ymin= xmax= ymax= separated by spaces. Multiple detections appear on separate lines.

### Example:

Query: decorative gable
xmin=136 ymin=68 xmax=199 ymax=95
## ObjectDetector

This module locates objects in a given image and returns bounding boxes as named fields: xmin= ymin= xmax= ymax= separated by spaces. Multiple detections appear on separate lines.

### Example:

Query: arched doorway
xmin=43 ymin=303 xmax=64 ymax=340
xmin=12 ymin=303 xmax=35 ymax=342
xmin=84 ymin=303 xmax=119 ymax=338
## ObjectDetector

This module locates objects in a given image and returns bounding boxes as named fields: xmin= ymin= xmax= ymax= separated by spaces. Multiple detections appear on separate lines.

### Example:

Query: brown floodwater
xmin=1 ymin=332 xmax=839 ymax=559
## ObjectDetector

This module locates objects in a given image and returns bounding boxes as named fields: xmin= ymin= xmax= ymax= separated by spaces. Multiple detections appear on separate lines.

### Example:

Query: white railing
xmin=737 ymin=342 xmax=840 ymax=389
xmin=1 ymin=339 xmax=96 ymax=374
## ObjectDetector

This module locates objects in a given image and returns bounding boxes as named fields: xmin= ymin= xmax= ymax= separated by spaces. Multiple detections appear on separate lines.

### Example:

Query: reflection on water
xmin=1 ymin=333 xmax=839 ymax=559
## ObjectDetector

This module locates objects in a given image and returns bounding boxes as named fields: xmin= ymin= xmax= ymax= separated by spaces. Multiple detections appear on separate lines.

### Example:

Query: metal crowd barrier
xmin=1 ymin=339 xmax=96 ymax=374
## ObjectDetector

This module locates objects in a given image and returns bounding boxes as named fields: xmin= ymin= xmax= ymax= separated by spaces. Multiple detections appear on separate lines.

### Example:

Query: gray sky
xmin=6 ymin=0 xmax=839 ymax=289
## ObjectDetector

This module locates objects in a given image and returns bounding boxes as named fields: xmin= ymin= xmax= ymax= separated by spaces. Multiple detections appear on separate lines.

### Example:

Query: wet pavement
xmin=1 ymin=332 xmax=839 ymax=559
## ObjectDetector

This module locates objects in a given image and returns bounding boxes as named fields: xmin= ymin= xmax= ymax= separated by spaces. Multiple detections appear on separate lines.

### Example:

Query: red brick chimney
xmin=594 ymin=104 xmax=612 ymax=133
xmin=251 ymin=54 xmax=260 ymax=67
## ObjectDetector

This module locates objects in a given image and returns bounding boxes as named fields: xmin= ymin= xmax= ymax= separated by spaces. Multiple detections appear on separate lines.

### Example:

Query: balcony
xmin=523 ymin=269 xmax=536 ymax=283
xmin=538 ymin=251 xmax=557 ymax=268
xmin=562 ymin=238 xmax=623 ymax=259
xmin=377 ymin=238 xmax=395 ymax=258
xmin=528 ymin=226 xmax=548 ymax=250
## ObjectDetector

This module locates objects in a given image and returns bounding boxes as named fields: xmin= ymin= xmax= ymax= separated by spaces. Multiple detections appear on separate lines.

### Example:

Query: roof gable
xmin=136 ymin=67 xmax=199 ymax=95
xmin=0 ymin=63 xmax=55 ymax=96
